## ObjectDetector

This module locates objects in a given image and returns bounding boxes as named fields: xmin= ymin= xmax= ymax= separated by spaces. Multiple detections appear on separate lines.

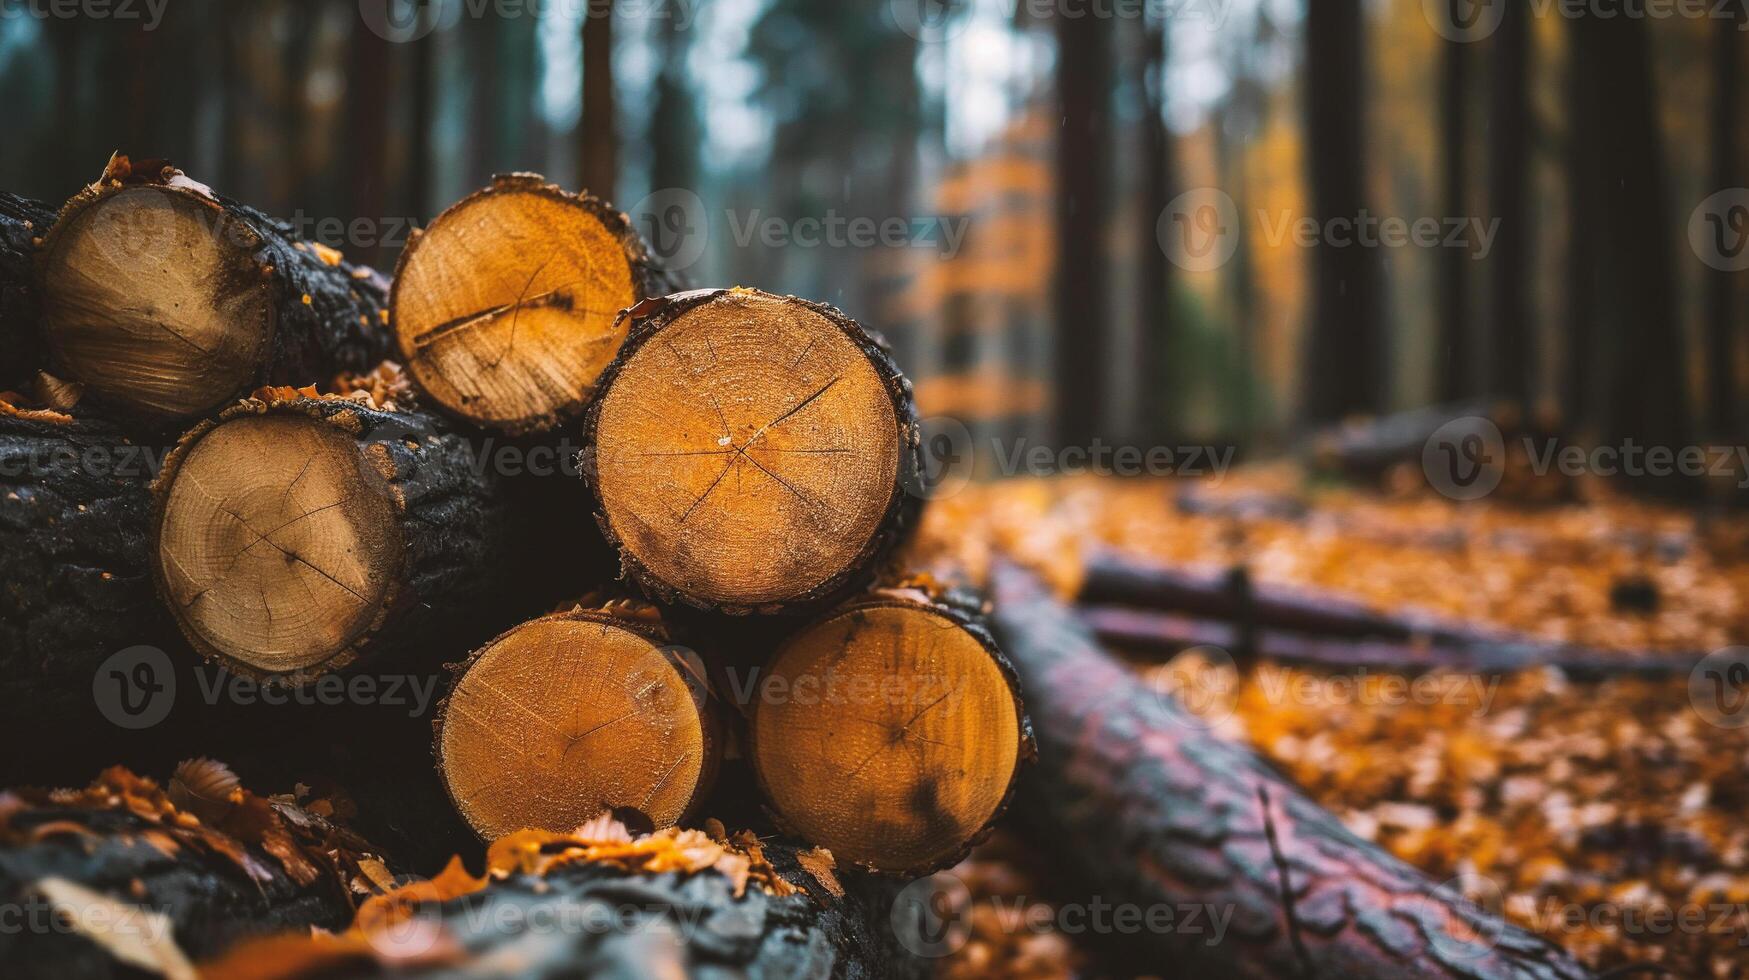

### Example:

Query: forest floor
xmin=909 ymin=470 xmax=1749 ymax=979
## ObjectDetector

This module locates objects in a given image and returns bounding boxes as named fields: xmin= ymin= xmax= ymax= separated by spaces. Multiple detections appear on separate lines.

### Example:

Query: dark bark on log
xmin=989 ymin=561 xmax=1594 ymax=979
xmin=1080 ymin=605 xmax=1704 ymax=680
xmin=1081 ymin=550 xmax=1425 ymax=640
xmin=1078 ymin=551 xmax=1695 ymax=676
xmin=208 ymin=841 xmax=922 ymax=979
xmin=0 ymin=408 xmax=196 ymax=785
xmin=0 ymin=195 xmax=55 ymax=391
xmin=39 ymin=156 xmax=391 ymax=424
xmin=0 ymin=769 xmax=379 ymax=980
xmin=151 ymin=396 xmax=520 ymax=682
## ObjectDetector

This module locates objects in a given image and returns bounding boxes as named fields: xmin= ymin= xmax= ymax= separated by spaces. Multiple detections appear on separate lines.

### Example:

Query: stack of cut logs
xmin=0 ymin=155 xmax=1596 ymax=979
xmin=0 ymin=155 xmax=1030 ymax=976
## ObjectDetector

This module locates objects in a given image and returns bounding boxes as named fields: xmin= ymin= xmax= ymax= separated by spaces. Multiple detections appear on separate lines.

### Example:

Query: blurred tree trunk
xmin=346 ymin=17 xmax=390 ymax=245
xmin=581 ymin=0 xmax=616 ymax=200
xmin=1706 ymin=1 xmax=1745 ymax=437
xmin=1563 ymin=19 xmax=1600 ymax=434
xmin=466 ymin=19 xmax=502 ymax=187
xmin=407 ymin=13 xmax=436 ymax=224
xmin=1138 ymin=17 xmax=1173 ymax=442
xmin=1489 ymin=0 xmax=1531 ymax=415
xmin=1054 ymin=1 xmax=1111 ymax=446
xmin=1302 ymin=0 xmax=1382 ymax=423
xmin=1435 ymin=0 xmax=1470 ymax=402
xmin=650 ymin=21 xmax=699 ymax=195
xmin=1571 ymin=9 xmax=1691 ymax=489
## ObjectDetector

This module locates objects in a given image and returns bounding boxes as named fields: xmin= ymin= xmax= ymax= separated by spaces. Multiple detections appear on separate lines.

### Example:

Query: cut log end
xmin=589 ymin=289 xmax=910 ymax=610
xmin=154 ymin=412 xmax=403 ymax=677
xmin=40 ymin=184 xmax=275 ymax=419
xmin=392 ymin=176 xmax=646 ymax=434
xmin=749 ymin=597 xmax=1025 ymax=875
xmin=436 ymin=610 xmax=715 ymax=841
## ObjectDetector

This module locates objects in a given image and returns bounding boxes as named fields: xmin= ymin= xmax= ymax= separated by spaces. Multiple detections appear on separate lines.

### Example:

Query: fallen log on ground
xmin=747 ymin=582 xmax=1031 ymax=876
xmin=1080 ymin=549 xmax=1433 ymax=640
xmin=581 ymin=287 xmax=921 ymax=614
xmin=1304 ymin=399 xmax=1503 ymax=480
xmin=37 ymin=155 xmax=390 ymax=423
xmin=389 ymin=173 xmax=673 ymax=435
xmin=988 ymin=560 xmax=1595 ymax=979
xmin=435 ymin=598 xmax=722 ymax=842
xmin=151 ymin=391 xmax=516 ymax=684
xmin=1079 ymin=605 xmax=1704 ymax=679
xmin=0 ymin=764 xmax=388 ymax=980
xmin=0 ymin=194 xmax=54 ymax=391
xmin=201 ymin=818 xmax=922 ymax=980
xmin=1079 ymin=551 xmax=1698 ymax=676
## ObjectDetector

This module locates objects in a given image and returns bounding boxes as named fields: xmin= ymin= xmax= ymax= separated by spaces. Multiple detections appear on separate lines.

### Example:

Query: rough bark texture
xmin=0 ymin=406 xmax=191 ymax=784
xmin=204 ymin=841 xmax=920 ymax=980
xmin=152 ymin=395 xmax=518 ymax=682
xmin=39 ymin=156 xmax=391 ymax=423
xmin=989 ymin=561 xmax=1593 ymax=979
xmin=0 ymin=768 xmax=382 ymax=980
xmin=0 ymin=194 xmax=54 ymax=391
xmin=579 ymin=287 xmax=922 ymax=615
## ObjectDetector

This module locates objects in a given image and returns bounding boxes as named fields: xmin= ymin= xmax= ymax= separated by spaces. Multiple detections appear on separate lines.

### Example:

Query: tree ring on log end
xmin=391 ymin=176 xmax=642 ymax=434
xmin=39 ymin=184 xmax=276 ymax=419
xmin=749 ymin=601 xmax=1024 ymax=875
xmin=155 ymin=413 xmax=403 ymax=678
xmin=436 ymin=613 xmax=712 ymax=840
xmin=590 ymin=290 xmax=904 ymax=609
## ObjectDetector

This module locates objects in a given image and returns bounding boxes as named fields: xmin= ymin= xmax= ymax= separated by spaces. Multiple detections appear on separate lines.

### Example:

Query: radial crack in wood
xmin=156 ymin=414 xmax=401 ymax=675
xmin=584 ymin=288 xmax=920 ymax=612
xmin=152 ymin=396 xmax=516 ymax=684
xmin=748 ymin=588 xmax=1029 ymax=875
xmin=390 ymin=173 xmax=669 ymax=434
xmin=435 ymin=605 xmax=718 ymax=841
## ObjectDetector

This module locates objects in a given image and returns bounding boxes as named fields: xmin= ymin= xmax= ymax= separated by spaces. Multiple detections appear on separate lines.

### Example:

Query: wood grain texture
xmin=749 ymin=586 xmax=1030 ymax=876
xmin=391 ymin=173 xmax=671 ymax=435
xmin=152 ymin=396 xmax=515 ymax=683
xmin=582 ymin=288 xmax=921 ymax=614
xmin=436 ymin=602 xmax=720 ymax=841
xmin=37 ymin=157 xmax=389 ymax=423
